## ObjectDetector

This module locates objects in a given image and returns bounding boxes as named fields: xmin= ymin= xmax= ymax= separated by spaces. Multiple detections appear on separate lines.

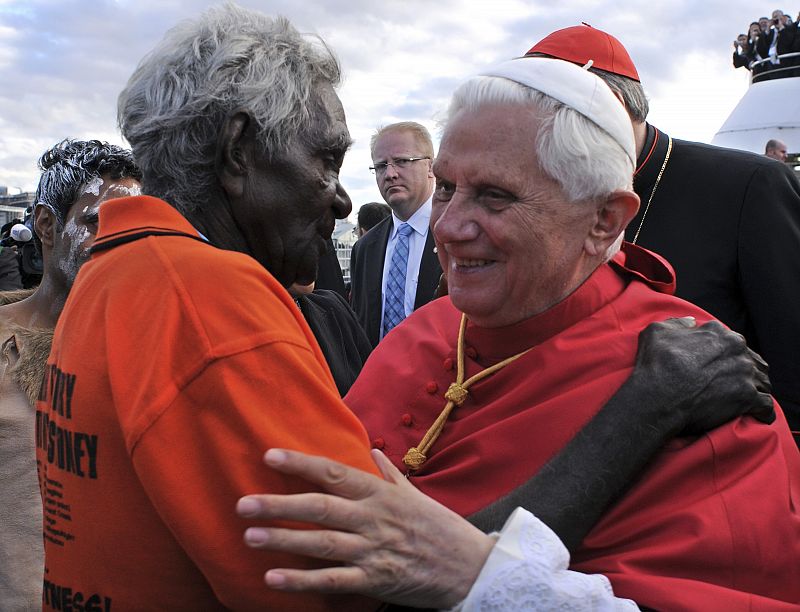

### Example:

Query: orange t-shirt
xmin=35 ymin=196 xmax=378 ymax=611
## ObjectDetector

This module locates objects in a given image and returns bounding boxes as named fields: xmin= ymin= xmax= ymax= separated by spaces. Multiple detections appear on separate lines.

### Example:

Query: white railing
xmin=749 ymin=51 xmax=800 ymax=83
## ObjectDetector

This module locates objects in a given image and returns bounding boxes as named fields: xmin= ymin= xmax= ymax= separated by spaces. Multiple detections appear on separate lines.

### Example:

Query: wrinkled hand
xmin=236 ymin=449 xmax=494 ymax=608
xmin=632 ymin=317 xmax=774 ymax=435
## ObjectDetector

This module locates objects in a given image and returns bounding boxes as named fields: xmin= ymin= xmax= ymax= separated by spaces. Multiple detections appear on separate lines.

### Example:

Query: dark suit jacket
xmin=629 ymin=124 xmax=800 ymax=440
xmin=296 ymin=289 xmax=372 ymax=396
xmin=315 ymin=237 xmax=346 ymax=298
xmin=349 ymin=216 xmax=441 ymax=346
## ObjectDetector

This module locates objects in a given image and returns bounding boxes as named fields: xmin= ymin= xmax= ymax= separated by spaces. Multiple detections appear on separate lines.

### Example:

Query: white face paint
xmin=111 ymin=183 xmax=142 ymax=197
xmin=80 ymin=176 xmax=104 ymax=197
xmin=52 ymin=175 xmax=142 ymax=288
xmin=58 ymin=213 xmax=92 ymax=283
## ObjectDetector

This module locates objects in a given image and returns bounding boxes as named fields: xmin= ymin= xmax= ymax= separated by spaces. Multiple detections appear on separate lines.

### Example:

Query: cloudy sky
xmin=0 ymin=0 xmax=783 ymax=215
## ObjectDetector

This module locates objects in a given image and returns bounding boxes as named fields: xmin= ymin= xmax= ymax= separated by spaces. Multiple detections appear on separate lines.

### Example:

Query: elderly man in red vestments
xmin=237 ymin=56 xmax=800 ymax=609
xmin=342 ymin=56 xmax=800 ymax=610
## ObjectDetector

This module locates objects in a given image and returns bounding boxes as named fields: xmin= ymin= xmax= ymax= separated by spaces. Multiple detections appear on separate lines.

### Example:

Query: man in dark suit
xmin=350 ymin=121 xmax=441 ymax=345
xmin=528 ymin=24 xmax=800 ymax=446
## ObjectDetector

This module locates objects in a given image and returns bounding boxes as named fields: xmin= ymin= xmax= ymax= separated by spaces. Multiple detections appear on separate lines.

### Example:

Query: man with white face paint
xmin=0 ymin=139 xmax=141 ymax=610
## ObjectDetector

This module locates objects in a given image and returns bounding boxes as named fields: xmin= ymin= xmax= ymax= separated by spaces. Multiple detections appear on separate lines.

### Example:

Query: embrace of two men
xmin=15 ymin=5 xmax=800 ymax=612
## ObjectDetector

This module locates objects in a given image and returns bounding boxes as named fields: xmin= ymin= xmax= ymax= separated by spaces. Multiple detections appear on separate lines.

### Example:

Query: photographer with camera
xmin=733 ymin=32 xmax=754 ymax=70
xmin=0 ymin=216 xmax=43 ymax=291
xmin=0 ymin=220 xmax=26 ymax=291
xmin=753 ymin=10 xmax=797 ymax=78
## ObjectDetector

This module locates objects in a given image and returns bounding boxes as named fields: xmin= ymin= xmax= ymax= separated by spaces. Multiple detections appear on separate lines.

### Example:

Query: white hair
xmin=117 ymin=3 xmax=341 ymax=216
xmin=444 ymin=76 xmax=633 ymax=204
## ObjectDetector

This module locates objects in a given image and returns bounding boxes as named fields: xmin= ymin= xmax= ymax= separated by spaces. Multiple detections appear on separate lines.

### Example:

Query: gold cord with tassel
xmin=403 ymin=313 xmax=533 ymax=471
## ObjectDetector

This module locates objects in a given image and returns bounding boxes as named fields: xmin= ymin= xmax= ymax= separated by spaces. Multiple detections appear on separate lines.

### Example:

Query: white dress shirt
xmin=379 ymin=198 xmax=432 ymax=339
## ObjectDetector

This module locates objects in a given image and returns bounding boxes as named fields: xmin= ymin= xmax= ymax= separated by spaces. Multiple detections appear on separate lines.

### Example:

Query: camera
xmin=0 ymin=215 xmax=43 ymax=288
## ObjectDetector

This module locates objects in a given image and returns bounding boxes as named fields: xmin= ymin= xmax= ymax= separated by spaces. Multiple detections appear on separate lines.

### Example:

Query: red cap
xmin=525 ymin=23 xmax=640 ymax=82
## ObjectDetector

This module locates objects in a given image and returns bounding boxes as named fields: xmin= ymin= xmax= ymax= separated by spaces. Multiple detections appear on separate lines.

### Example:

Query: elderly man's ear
xmin=216 ymin=111 xmax=255 ymax=199
xmin=584 ymin=190 xmax=640 ymax=257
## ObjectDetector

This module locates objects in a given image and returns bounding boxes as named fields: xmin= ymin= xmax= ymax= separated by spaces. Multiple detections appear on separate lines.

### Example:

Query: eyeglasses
xmin=369 ymin=156 xmax=430 ymax=175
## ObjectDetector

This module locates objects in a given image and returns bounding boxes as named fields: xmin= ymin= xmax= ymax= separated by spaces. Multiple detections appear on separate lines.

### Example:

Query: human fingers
xmin=638 ymin=316 xmax=697 ymax=342
xmin=370 ymin=449 xmax=407 ymax=486
xmin=665 ymin=315 xmax=697 ymax=329
xmin=749 ymin=353 xmax=772 ymax=394
xmin=244 ymin=526 xmax=366 ymax=562
xmin=264 ymin=565 xmax=368 ymax=594
xmin=262 ymin=449 xmax=380 ymax=500
xmin=635 ymin=316 xmax=699 ymax=357
xmin=746 ymin=347 xmax=770 ymax=375
xmin=237 ymin=491 xmax=363 ymax=530
xmin=749 ymin=393 xmax=777 ymax=425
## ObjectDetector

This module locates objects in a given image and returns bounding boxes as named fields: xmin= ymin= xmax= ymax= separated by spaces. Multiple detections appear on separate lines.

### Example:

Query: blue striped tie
xmin=382 ymin=223 xmax=414 ymax=337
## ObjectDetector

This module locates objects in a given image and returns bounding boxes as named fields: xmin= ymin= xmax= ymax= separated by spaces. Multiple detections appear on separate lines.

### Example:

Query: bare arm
xmin=469 ymin=317 xmax=774 ymax=550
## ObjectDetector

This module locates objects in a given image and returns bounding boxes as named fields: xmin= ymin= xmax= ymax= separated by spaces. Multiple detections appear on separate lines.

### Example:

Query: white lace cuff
xmin=447 ymin=508 xmax=639 ymax=611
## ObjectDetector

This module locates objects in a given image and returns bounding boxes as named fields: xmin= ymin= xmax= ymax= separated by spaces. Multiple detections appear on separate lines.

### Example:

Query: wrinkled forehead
xmin=303 ymin=84 xmax=351 ymax=147
xmin=435 ymin=102 xmax=544 ymax=178
xmin=374 ymin=129 xmax=427 ymax=155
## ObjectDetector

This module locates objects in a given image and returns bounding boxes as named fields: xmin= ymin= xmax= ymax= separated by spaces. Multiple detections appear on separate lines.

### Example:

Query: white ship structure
xmin=712 ymin=54 xmax=800 ymax=161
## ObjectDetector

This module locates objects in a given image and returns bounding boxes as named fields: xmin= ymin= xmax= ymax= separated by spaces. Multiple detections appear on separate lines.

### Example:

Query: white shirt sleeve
xmin=447 ymin=508 xmax=639 ymax=612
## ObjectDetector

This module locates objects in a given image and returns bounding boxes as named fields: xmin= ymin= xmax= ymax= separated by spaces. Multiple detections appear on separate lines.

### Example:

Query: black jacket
xmin=629 ymin=124 xmax=800 ymax=437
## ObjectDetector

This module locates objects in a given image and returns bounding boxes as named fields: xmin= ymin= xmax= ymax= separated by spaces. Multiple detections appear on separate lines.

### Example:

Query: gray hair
xmin=444 ymin=76 xmax=633 ymax=205
xmin=117 ymin=3 xmax=341 ymax=215
xmin=370 ymin=121 xmax=435 ymax=158
xmin=589 ymin=68 xmax=649 ymax=123
xmin=526 ymin=52 xmax=649 ymax=123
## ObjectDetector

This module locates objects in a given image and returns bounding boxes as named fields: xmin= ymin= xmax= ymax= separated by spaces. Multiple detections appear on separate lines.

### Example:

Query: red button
xmin=466 ymin=347 xmax=477 ymax=359
xmin=426 ymin=381 xmax=439 ymax=394
xmin=372 ymin=438 xmax=385 ymax=450
xmin=443 ymin=357 xmax=454 ymax=370
xmin=401 ymin=413 xmax=413 ymax=426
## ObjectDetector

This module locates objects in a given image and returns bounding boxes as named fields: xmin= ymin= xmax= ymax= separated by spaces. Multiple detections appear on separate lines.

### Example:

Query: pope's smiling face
xmin=431 ymin=102 xmax=599 ymax=328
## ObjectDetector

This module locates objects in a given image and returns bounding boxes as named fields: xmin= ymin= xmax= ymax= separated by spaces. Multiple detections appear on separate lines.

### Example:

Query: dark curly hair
xmin=34 ymin=139 xmax=141 ymax=226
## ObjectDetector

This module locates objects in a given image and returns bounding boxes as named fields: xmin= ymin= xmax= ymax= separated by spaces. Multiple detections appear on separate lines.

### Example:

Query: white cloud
xmin=0 ymin=0 xmax=789 ymax=211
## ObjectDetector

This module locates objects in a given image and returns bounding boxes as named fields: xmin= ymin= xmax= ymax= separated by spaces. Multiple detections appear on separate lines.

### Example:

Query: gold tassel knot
xmin=444 ymin=382 xmax=468 ymax=406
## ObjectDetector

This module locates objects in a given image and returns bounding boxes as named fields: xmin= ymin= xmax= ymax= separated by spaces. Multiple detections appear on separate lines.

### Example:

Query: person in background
xmin=0 ymin=139 xmax=141 ymax=611
xmin=355 ymin=202 xmax=391 ymax=237
xmin=0 ymin=221 xmax=24 ymax=291
xmin=748 ymin=21 xmax=771 ymax=76
xmin=732 ymin=33 xmax=754 ymax=69
xmin=349 ymin=122 xmax=441 ymax=345
xmin=289 ymin=280 xmax=372 ymax=396
xmin=765 ymin=137 xmax=789 ymax=161
xmin=529 ymin=23 xmax=800 ymax=445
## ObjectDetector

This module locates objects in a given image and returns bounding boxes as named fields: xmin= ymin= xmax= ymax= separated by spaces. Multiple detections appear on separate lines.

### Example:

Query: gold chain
xmin=403 ymin=313 xmax=533 ymax=471
xmin=632 ymin=136 xmax=673 ymax=244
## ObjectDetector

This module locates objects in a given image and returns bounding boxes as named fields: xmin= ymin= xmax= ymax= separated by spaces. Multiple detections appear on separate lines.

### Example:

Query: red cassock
xmin=346 ymin=243 xmax=800 ymax=611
